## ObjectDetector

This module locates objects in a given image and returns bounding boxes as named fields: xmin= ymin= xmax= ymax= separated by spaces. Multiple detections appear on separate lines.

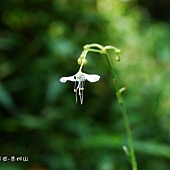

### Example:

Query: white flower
xmin=60 ymin=71 xmax=100 ymax=104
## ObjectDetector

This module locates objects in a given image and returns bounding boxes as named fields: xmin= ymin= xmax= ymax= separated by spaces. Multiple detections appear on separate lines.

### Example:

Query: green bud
xmin=77 ymin=58 xmax=88 ymax=65
xmin=115 ymin=49 xmax=121 ymax=54
xmin=80 ymin=54 xmax=84 ymax=59
xmin=77 ymin=58 xmax=82 ymax=65
xmin=83 ymin=59 xmax=87 ymax=65
xmin=115 ymin=55 xmax=121 ymax=61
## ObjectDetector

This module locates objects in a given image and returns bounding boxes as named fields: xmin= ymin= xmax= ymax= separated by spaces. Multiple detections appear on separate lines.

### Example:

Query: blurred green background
xmin=0 ymin=0 xmax=170 ymax=169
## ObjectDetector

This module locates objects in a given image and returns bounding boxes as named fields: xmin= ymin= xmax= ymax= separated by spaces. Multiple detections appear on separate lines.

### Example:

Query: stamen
xmin=74 ymin=80 xmax=78 ymax=103
xmin=75 ymin=90 xmax=77 ymax=103
xmin=80 ymin=92 xmax=83 ymax=104
xmin=79 ymin=88 xmax=83 ymax=105
xmin=77 ymin=81 xmax=81 ymax=90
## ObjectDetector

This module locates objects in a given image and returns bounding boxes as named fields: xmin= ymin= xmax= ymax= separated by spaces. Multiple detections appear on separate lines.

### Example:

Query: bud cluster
xmin=77 ymin=52 xmax=88 ymax=66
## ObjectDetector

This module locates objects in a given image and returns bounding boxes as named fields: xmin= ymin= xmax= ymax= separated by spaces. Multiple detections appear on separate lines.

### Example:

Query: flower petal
xmin=83 ymin=73 xmax=100 ymax=82
xmin=60 ymin=76 xmax=75 ymax=83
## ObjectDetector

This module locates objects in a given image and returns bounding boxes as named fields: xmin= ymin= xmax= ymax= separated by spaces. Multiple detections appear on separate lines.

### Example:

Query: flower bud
xmin=83 ymin=59 xmax=87 ymax=65
xmin=115 ymin=49 xmax=121 ymax=54
xmin=115 ymin=55 xmax=121 ymax=61
xmin=77 ymin=58 xmax=88 ymax=65
xmin=77 ymin=58 xmax=82 ymax=65
xmin=80 ymin=53 xmax=84 ymax=59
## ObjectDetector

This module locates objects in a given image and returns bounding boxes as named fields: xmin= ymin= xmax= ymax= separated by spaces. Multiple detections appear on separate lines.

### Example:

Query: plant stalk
xmin=83 ymin=43 xmax=138 ymax=170
xmin=105 ymin=52 xmax=138 ymax=170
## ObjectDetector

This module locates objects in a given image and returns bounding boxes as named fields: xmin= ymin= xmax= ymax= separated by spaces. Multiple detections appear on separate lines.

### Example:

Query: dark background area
xmin=0 ymin=0 xmax=170 ymax=169
xmin=138 ymin=0 xmax=170 ymax=21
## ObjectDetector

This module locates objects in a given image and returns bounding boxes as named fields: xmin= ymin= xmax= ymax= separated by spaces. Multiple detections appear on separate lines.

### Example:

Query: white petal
xmin=83 ymin=73 xmax=100 ymax=82
xmin=60 ymin=76 xmax=75 ymax=83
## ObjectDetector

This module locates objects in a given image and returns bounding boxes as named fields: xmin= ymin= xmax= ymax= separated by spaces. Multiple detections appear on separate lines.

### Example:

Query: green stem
xmin=105 ymin=52 xmax=138 ymax=170
xmin=83 ymin=43 xmax=137 ymax=170
xmin=84 ymin=43 xmax=105 ymax=51
xmin=79 ymin=50 xmax=88 ymax=72
xmin=105 ymin=45 xmax=121 ymax=53
xmin=86 ymin=48 xmax=104 ymax=54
